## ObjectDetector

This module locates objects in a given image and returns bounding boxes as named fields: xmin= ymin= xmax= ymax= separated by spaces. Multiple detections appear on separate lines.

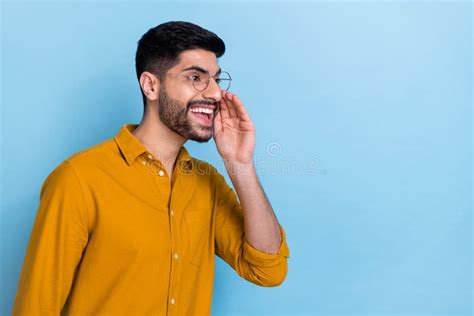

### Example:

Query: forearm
xmin=224 ymin=160 xmax=282 ymax=254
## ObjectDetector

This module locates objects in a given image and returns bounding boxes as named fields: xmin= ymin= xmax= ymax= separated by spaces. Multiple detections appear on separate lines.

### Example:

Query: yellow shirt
xmin=13 ymin=123 xmax=290 ymax=315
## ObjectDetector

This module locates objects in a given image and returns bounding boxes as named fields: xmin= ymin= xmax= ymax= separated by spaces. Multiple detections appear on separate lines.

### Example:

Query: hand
xmin=213 ymin=91 xmax=256 ymax=165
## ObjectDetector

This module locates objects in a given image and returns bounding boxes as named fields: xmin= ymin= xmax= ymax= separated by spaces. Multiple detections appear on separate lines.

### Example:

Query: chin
xmin=185 ymin=125 xmax=213 ymax=143
xmin=188 ymin=134 xmax=212 ymax=143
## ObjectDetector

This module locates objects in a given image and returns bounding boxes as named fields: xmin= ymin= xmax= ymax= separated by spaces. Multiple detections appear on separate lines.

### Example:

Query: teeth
xmin=190 ymin=107 xmax=213 ymax=114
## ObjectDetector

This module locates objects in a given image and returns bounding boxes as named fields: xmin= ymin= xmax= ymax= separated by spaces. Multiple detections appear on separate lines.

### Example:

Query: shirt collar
xmin=114 ymin=123 xmax=192 ymax=167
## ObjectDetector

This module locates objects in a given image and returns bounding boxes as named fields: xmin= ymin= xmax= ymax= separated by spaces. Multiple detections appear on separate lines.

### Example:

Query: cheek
xmin=166 ymin=82 xmax=197 ymax=102
xmin=176 ymin=82 xmax=197 ymax=95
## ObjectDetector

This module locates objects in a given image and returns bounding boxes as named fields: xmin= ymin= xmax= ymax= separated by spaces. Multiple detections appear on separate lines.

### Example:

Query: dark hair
xmin=135 ymin=21 xmax=226 ymax=111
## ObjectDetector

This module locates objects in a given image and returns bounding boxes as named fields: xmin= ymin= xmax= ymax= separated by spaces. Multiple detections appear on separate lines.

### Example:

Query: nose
xmin=201 ymin=77 xmax=222 ymax=103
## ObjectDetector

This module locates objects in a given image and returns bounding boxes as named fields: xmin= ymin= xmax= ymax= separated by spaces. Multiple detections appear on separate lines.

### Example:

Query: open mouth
xmin=189 ymin=107 xmax=214 ymax=126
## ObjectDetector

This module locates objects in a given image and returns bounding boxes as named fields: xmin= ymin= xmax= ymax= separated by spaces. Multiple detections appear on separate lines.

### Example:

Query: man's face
xmin=157 ymin=49 xmax=223 ymax=143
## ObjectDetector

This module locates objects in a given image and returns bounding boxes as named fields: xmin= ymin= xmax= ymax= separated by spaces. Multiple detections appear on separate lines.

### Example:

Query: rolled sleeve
xmin=242 ymin=223 xmax=290 ymax=267
xmin=212 ymin=167 xmax=290 ymax=287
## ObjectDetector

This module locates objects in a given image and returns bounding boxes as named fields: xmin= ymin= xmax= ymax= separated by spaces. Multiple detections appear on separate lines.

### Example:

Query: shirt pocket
xmin=184 ymin=208 xmax=211 ymax=268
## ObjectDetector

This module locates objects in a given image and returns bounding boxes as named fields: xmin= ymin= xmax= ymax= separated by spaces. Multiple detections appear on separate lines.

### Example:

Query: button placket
xmin=141 ymin=153 xmax=168 ymax=178
xmin=167 ymin=203 xmax=181 ymax=314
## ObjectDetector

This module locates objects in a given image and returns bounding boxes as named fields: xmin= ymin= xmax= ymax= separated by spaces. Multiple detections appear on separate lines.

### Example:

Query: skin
xmin=133 ymin=48 xmax=282 ymax=254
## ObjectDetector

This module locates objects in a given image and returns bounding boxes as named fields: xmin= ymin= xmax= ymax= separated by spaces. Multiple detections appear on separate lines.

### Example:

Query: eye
xmin=187 ymin=74 xmax=202 ymax=82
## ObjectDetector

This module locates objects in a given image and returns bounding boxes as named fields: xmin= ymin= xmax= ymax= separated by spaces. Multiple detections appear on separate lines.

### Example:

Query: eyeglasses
xmin=165 ymin=70 xmax=232 ymax=92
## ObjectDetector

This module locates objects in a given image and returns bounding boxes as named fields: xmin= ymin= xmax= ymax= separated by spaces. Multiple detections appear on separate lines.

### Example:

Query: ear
xmin=139 ymin=71 xmax=160 ymax=102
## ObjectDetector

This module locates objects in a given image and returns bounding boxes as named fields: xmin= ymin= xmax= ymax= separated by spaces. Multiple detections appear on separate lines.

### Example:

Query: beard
xmin=158 ymin=85 xmax=215 ymax=143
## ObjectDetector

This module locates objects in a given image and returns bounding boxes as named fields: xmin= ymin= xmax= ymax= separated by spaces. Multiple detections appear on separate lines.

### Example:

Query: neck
xmin=132 ymin=107 xmax=186 ymax=168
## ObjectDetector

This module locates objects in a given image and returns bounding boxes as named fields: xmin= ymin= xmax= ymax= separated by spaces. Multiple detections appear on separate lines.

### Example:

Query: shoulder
xmin=64 ymin=138 xmax=116 ymax=167
xmin=189 ymin=157 xmax=230 ymax=190
xmin=190 ymin=157 xmax=219 ymax=176
xmin=43 ymin=138 xmax=116 ymax=187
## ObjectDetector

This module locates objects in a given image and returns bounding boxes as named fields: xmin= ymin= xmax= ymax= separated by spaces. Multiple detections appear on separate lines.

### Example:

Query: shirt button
xmin=148 ymin=154 xmax=153 ymax=159
xmin=170 ymin=210 xmax=174 ymax=216
xmin=174 ymin=253 xmax=179 ymax=260
xmin=142 ymin=160 xmax=146 ymax=165
xmin=170 ymin=298 xmax=175 ymax=305
xmin=158 ymin=170 xmax=165 ymax=176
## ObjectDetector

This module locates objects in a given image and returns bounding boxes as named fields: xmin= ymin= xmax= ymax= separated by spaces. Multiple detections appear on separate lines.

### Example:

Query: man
xmin=13 ymin=21 xmax=290 ymax=315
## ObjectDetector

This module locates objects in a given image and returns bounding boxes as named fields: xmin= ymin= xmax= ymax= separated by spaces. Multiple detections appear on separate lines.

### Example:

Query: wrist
xmin=223 ymin=159 xmax=256 ymax=179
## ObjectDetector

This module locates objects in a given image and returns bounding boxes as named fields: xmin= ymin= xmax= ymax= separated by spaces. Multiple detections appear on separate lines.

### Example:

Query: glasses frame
xmin=165 ymin=70 xmax=232 ymax=92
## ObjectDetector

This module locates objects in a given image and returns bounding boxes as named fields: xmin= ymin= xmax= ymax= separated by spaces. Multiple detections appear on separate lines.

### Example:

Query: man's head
xmin=135 ymin=21 xmax=227 ymax=143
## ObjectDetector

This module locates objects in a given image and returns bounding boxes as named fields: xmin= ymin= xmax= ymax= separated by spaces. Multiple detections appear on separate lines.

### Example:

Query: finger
xmin=218 ymin=90 xmax=232 ymax=120
xmin=229 ymin=93 xmax=251 ymax=121
xmin=224 ymin=92 xmax=238 ymax=118
xmin=213 ymin=107 xmax=223 ymax=132
xmin=219 ymin=98 xmax=232 ymax=120
xmin=221 ymin=95 xmax=237 ymax=119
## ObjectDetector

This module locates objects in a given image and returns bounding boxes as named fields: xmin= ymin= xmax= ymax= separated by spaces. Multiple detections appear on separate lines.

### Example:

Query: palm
xmin=213 ymin=92 xmax=255 ymax=164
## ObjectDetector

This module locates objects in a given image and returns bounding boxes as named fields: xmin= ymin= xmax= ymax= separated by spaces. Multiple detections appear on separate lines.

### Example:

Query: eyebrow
xmin=181 ymin=65 xmax=222 ymax=76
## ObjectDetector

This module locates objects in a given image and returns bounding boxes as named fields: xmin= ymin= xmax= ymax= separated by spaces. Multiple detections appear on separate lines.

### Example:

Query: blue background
xmin=1 ymin=1 xmax=471 ymax=315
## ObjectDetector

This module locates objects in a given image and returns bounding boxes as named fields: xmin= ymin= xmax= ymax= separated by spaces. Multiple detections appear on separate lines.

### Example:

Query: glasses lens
xmin=217 ymin=72 xmax=231 ymax=91
xmin=192 ymin=73 xmax=208 ymax=91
